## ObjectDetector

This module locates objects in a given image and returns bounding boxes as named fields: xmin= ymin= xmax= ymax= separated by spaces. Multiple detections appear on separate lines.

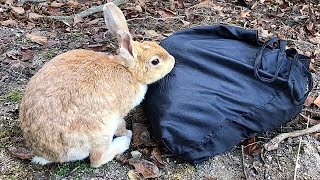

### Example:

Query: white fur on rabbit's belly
xmin=132 ymin=84 xmax=148 ymax=107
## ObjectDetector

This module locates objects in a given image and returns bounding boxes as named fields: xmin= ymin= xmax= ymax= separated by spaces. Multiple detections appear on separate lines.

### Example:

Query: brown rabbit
xmin=19 ymin=2 xmax=175 ymax=168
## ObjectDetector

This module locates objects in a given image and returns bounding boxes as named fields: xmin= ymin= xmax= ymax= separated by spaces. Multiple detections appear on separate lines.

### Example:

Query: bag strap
xmin=288 ymin=54 xmax=313 ymax=105
xmin=254 ymin=37 xmax=313 ymax=105
xmin=254 ymin=37 xmax=286 ymax=82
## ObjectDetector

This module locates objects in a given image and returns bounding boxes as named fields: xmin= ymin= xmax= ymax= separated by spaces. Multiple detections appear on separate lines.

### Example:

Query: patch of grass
xmin=56 ymin=163 xmax=71 ymax=176
xmin=0 ymin=90 xmax=24 ymax=102
xmin=55 ymin=161 xmax=93 ymax=177
xmin=41 ymin=49 xmax=56 ymax=59
xmin=68 ymin=32 xmax=82 ymax=41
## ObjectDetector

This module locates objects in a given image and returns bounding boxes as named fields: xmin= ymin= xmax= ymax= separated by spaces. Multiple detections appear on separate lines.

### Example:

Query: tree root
xmin=264 ymin=123 xmax=320 ymax=151
xmin=42 ymin=0 xmax=128 ymax=25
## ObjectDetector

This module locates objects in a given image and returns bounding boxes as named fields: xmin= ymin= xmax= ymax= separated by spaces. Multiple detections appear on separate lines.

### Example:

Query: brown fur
xmin=19 ymin=2 xmax=175 ymax=168
xmin=20 ymin=47 xmax=174 ymax=166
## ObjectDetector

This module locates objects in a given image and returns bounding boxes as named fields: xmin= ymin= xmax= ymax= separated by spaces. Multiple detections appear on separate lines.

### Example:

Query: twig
xmin=299 ymin=113 xmax=319 ymax=126
xmin=293 ymin=116 xmax=310 ymax=180
xmin=43 ymin=0 xmax=128 ymax=25
xmin=293 ymin=138 xmax=302 ymax=180
xmin=127 ymin=15 xmax=185 ymax=22
xmin=25 ymin=0 xmax=47 ymax=2
xmin=264 ymin=122 xmax=320 ymax=151
xmin=241 ymin=145 xmax=249 ymax=180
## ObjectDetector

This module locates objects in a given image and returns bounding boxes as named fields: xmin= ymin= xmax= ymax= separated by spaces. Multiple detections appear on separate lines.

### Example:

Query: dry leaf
xmin=304 ymin=96 xmax=316 ymax=107
xmin=144 ymin=30 xmax=160 ymax=38
xmin=135 ymin=5 xmax=143 ymax=12
xmin=151 ymin=147 xmax=164 ymax=167
xmin=132 ymin=123 xmax=148 ymax=147
xmin=180 ymin=19 xmax=190 ymax=27
xmin=87 ymin=19 xmax=100 ymax=25
xmin=7 ymin=146 xmax=33 ymax=160
xmin=28 ymin=13 xmax=43 ymax=20
xmin=67 ymin=0 xmax=80 ymax=7
xmin=127 ymin=170 xmax=139 ymax=180
xmin=242 ymin=136 xmax=261 ymax=155
xmin=240 ymin=10 xmax=251 ymax=18
xmin=73 ymin=15 xmax=83 ymax=26
xmin=21 ymin=49 xmax=34 ymax=62
xmin=5 ymin=0 xmax=13 ymax=5
xmin=158 ymin=10 xmax=174 ymax=18
xmin=26 ymin=33 xmax=48 ymax=45
xmin=50 ymin=2 xmax=64 ymax=8
xmin=128 ymin=159 xmax=161 ymax=179
xmin=309 ymin=37 xmax=320 ymax=45
xmin=116 ymin=154 xmax=129 ymax=165
xmin=10 ymin=6 xmax=25 ymax=14
xmin=6 ymin=52 xmax=19 ymax=60
xmin=314 ymin=96 xmax=320 ymax=108
xmin=1 ymin=19 xmax=17 ymax=27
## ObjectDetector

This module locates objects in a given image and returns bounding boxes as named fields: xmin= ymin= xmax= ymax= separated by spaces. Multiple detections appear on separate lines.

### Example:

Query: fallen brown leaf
xmin=311 ymin=132 xmax=320 ymax=140
xmin=180 ymin=19 xmax=190 ymax=27
xmin=242 ymin=136 xmax=261 ymax=155
xmin=313 ymin=96 xmax=320 ymax=108
xmin=1 ymin=19 xmax=17 ymax=27
xmin=132 ymin=123 xmax=148 ymax=147
xmin=116 ymin=154 xmax=129 ymax=165
xmin=5 ymin=0 xmax=13 ymax=6
xmin=158 ymin=10 xmax=174 ymax=18
xmin=240 ymin=10 xmax=251 ymax=18
xmin=10 ymin=6 xmax=25 ymax=14
xmin=21 ymin=49 xmax=34 ymax=62
xmin=73 ymin=14 xmax=83 ymax=26
xmin=28 ymin=12 xmax=43 ymax=20
xmin=26 ymin=33 xmax=48 ymax=46
xmin=144 ymin=30 xmax=161 ymax=38
xmin=151 ymin=147 xmax=164 ymax=167
xmin=127 ymin=169 xmax=139 ymax=180
xmin=86 ymin=19 xmax=100 ymax=25
xmin=128 ymin=159 xmax=161 ymax=179
xmin=7 ymin=146 xmax=33 ymax=160
xmin=67 ymin=0 xmax=80 ymax=8
xmin=135 ymin=5 xmax=143 ymax=13
xmin=304 ymin=96 xmax=316 ymax=107
xmin=6 ymin=52 xmax=19 ymax=60
xmin=50 ymin=2 xmax=64 ymax=8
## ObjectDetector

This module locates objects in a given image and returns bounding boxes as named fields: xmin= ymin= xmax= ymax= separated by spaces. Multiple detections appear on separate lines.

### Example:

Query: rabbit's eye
xmin=151 ymin=59 xmax=160 ymax=66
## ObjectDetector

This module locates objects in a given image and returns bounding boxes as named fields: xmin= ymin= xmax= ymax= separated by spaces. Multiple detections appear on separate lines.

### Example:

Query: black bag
xmin=142 ymin=25 xmax=313 ymax=163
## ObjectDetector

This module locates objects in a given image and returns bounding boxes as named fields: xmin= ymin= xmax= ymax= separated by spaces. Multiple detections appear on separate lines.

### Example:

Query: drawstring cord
xmin=254 ymin=38 xmax=313 ymax=105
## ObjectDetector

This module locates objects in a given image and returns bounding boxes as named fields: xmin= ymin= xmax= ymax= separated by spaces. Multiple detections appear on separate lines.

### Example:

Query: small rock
xmin=131 ymin=150 xmax=142 ymax=159
xmin=127 ymin=170 xmax=138 ymax=180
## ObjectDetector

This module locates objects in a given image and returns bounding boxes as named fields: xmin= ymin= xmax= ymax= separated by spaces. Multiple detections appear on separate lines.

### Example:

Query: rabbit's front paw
xmin=111 ymin=136 xmax=131 ymax=155
xmin=126 ymin=130 xmax=132 ymax=139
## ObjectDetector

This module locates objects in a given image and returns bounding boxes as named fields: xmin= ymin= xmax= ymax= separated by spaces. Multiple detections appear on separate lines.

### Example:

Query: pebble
xmin=130 ymin=150 xmax=142 ymax=159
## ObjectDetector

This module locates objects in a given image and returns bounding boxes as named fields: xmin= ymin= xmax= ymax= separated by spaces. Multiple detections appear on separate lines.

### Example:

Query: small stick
xmin=264 ymin=123 xmax=320 ymax=151
xmin=241 ymin=145 xmax=249 ymax=180
xmin=42 ymin=0 xmax=128 ymax=25
xmin=127 ymin=15 xmax=185 ymax=22
xmin=293 ymin=138 xmax=302 ymax=180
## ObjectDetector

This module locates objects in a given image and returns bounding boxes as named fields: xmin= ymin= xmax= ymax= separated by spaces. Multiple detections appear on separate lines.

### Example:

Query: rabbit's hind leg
xmin=89 ymin=134 xmax=132 ymax=168
xmin=115 ymin=119 xmax=132 ymax=138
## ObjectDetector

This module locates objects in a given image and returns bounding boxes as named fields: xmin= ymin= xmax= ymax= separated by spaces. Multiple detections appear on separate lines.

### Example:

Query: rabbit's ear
xmin=103 ymin=2 xmax=137 ymax=65
xmin=103 ymin=2 xmax=130 ymax=36
xmin=117 ymin=30 xmax=137 ymax=64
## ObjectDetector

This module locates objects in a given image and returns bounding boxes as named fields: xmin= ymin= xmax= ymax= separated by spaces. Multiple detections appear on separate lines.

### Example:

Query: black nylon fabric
xmin=142 ymin=25 xmax=312 ymax=164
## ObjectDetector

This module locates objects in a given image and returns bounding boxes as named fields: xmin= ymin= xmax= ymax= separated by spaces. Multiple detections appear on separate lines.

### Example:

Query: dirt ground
xmin=1 ymin=0 xmax=320 ymax=179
